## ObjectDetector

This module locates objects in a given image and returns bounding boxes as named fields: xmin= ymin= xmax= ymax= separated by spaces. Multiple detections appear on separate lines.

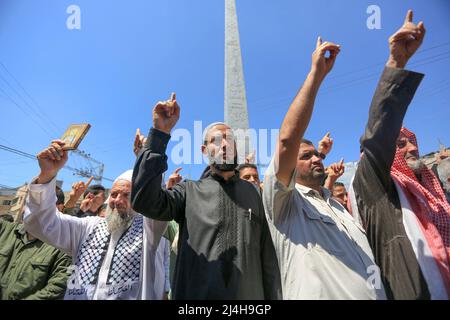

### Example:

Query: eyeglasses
xmin=299 ymin=150 xmax=326 ymax=161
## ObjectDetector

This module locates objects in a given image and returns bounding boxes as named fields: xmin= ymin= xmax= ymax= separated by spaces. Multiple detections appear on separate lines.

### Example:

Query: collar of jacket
xmin=295 ymin=183 xmax=331 ymax=200
xmin=14 ymin=223 xmax=37 ymax=244
xmin=210 ymin=169 xmax=240 ymax=184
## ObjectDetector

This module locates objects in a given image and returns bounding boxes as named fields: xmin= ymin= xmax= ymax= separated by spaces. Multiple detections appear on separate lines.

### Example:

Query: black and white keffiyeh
xmin=70 ymin=215 xmax=144 ymax=290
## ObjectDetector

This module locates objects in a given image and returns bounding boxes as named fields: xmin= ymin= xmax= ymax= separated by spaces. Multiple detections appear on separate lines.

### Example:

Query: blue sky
xmin=0 ymin=0 xmax=449 ymax=190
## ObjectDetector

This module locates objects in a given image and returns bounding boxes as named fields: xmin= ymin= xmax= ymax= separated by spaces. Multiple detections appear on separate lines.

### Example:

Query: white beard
xmin=105 ymin=206 xmax=137 ymax=234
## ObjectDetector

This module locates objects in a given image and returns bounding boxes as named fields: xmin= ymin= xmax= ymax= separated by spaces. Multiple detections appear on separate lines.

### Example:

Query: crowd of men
xmin=1 ymin=10 xmax=449 ymax=300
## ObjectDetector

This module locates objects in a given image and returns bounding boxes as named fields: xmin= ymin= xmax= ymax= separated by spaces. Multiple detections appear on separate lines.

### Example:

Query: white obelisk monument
xmin=224 ymin=0 xmax=252 ymax=163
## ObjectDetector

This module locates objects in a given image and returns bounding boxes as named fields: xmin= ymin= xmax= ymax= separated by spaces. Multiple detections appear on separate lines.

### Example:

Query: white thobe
xmin=23 ymin=177 xmax=168 ymax=300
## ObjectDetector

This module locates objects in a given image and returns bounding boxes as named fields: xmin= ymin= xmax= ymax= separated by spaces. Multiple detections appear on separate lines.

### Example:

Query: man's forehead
xmin=208 ymin=124 xmax=233 ymax=135
xmin=299 ymin=143 xmax=316 ymax=152
xmin=397 ymin=136 xmax=418 ymax=151
xmin=206 ymin=126 xmax=236 ymax=146
xmin=241 ymin=167 xmax=258 ymax=175
xmin=208 ymin=125 xmax=233 ymax=136
xmin=397 ymin=131 xmax=416 ymax=143
xmin=112 ymin=179 xmax=131 ymax=191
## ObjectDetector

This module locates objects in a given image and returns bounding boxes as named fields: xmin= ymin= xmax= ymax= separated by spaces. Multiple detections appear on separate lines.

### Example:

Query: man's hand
xmin=324 ymin=158 xmax=345 ymax=190
xmin=318 ymin=132 xmax=334 ymax=156
xmin=133 ymin=128 xmax=147 ymax=156
xmin=327 ymin=159 xmax=345 ymax=180
xmin=387 ymin=10 xmax=426 ymax=69
xmin=435 ymin=149 xmax=449 ymax=165
xmin=310 ymin=37 xmax=341 ymax=81
xmin=153 ymin=92 xmax=180 ymax=134
xmin=166 ymin=167 xmax=183 ymax=189
xmin=79 ymin=194 xmax=94 ymax=213
xmin=245 ymin=150 xmax=256 ymax=164
xmin=65 ymin=177 xmax=94 ymax=209
xmin=36 ymin=140 xmax=68 ymax=184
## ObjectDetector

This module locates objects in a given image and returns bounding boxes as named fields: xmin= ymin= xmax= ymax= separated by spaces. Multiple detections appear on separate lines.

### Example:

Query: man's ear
xmin=201 ymin=145 xmax=207 ymax=155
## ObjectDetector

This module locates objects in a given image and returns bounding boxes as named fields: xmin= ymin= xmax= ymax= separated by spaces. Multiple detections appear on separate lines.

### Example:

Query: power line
xmin=0 ymin=85 xmax=55 ymax=138
xmin=0 ymin=144 xmax=114 ymax=183
xmin=255 ymin=49 xmax=450 ymax=112
xmin=0 ymin=61 xmax=62 ymax=134
xmin=0 ymin=61 xmax=109 ymax=158
xmin=0 ymin=144 xmax=36 ymax=160
xmin=326 ymin=42 xmax=450 ymax=81
xmin=0 ymin=63 xmax=114 ymax=183
xmin=249 ymin=41 xmax=450 ymax=105
xmin=249 ymin=42 xmax=450 ymax=110
xmin=0 ymin=73 xmax=59 ymax=136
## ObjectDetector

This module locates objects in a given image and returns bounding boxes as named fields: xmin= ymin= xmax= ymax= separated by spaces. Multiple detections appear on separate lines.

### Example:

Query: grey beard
xmin=105 ymin=206 xmax=136 ymax=234
xmin=407 ymin=158 xmax=426 ymax=175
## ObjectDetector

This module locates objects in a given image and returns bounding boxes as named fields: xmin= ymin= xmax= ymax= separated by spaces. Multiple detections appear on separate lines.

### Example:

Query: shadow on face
xmin=108 ymin=180 xmax=131 ymax=215
xmin=92 ymin=192 xmax=106 ymax=209
xmin=332 ymin=185 xmax=348 ymax=208
xmin=201 ymin=124 xmax=236 ymax=164
xmin=239 ymin=167 xmax=260 ymax=186
xmin=396 ymin=135 xmax=419 ymax=161
xmin=295 ymin=142 xmax=325 ymax=184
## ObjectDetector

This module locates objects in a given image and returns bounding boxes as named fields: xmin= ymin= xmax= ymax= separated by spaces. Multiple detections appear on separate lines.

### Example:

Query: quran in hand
xmin=60 ymin=124 xmax=91 ymax=150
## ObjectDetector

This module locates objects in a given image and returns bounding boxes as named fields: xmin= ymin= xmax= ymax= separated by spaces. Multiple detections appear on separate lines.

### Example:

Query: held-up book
xmin=60 ymin=124 xmax=91 ymax=150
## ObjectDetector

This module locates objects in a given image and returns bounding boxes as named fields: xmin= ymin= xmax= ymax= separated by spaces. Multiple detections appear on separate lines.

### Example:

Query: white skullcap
xmin=114 ymin=169 xmax=133 ymax=183
xmin=202 ymin=122 xmax=235 ymax=144
xmin=104 ymin=169 xmax=133 ymax=205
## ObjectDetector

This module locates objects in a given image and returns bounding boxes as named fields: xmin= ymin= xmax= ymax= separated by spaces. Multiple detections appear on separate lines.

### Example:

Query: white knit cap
xmin=202 ymin=122 xmax=235 ymax=144
xmin=104 ymin=169 xmax=133 ymax=204
xmin=114 ymin=169 xmax=133 ymax=183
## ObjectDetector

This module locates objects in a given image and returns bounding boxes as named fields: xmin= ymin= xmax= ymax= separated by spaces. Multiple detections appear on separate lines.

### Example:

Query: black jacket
xmin=131 ymin=128 xmax=281 ymax=300
xmin=353 ymin=67 xmax=429 ymax=299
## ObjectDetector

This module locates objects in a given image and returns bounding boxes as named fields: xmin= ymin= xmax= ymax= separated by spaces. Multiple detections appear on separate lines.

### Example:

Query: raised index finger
xmin=316 ymin=36 xmax=322 ymax=49
xmin=404 ymin=10 xmax=413 ymax=24
xmin=174 ymin=167 xmax=183 ymax=174
xmin=86 ymin=176 xmax=94 ymax=188
xmin=134 ymin=129 xmax=141 ymax=145
xmin=170 ymin=92 xmax=176 ymax=102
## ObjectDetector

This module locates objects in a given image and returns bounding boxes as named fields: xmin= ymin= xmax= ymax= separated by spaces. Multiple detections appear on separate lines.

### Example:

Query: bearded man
xmin=23 ymin=140 xmax=168 ymax=300
xmin=349 ymin=11 xmax=450 ymax=300
xmin=131 ymin=93 xmax=281 ymax=300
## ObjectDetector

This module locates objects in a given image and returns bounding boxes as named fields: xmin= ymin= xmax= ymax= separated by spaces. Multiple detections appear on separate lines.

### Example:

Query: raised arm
xmin=317 ymin=132 xmax=334 ymax=157
xmin=360 ymin=10 xmax=425 ymax=186
xmin=275 ymin=37 xmax=341 ymax=187
xmin=131 ymin=93 xmax=186 ymax=222
xmin=324 ymin=158 xmax=345 ymax=190
xmin=63 ymin=176 xmax=93 ymax=210
xmin=23 ymin=140 xmax=92 ymax=256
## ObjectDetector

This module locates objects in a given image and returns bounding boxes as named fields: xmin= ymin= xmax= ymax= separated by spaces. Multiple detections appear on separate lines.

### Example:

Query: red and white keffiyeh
xmin=391 ymin=127 xmax=450 ymax=294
